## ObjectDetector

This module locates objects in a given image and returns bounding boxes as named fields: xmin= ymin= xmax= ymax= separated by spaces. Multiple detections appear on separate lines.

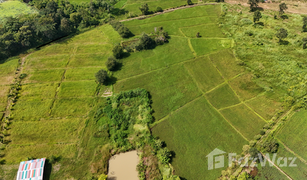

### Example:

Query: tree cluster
xmin=0 ymin=0 xmax=114 ymax=61
xmin=110 ymin=20 xmax=133 ymax=38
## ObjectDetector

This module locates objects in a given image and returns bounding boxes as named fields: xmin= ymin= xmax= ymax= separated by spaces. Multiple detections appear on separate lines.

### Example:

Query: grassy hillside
xmin=0 ymin=1 xmax=37 ymax=20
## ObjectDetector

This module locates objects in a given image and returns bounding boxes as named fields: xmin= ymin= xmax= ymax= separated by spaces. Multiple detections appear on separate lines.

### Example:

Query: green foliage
xmin=253 ymin=10 xmax=262 ymax=23
xmin=112 ymin=44 xmax=124 ymax=59
xmin=138 ymin=33 xmax=156 ymax=50
xmin=187 ymin=0 xmax=193 ymax=5
xmin=249 ymin=147 xmax=259 ymax=158
xmin=98 ymin=174 xmax=107 ymax=180
xmin=95 ymin=69 xmax=108 ymax=84
xmin=139 ymin=3 xmax=150 ymax=15
xmin=157 ymin=148 xmax=171 ymax=164
xmin=110 ymin=21 xmax=133 ymax=38
xmin=260 ymin=138 xmax=279 ymax=153
xmin=279 ymin=3 xmax=288 ymax=15
xmin=248 ymin=0 xmax=259 ymax=11
xmin=156 ymin=6 xmax=163 ymax=12
xmin=105 ymin=56 xmax=118 ymax=71
xmin=237 ymin=172 xmax=251 ymax=180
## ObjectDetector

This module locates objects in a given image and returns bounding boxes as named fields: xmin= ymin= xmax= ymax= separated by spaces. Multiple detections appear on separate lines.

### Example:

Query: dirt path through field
xmin=107 ymin=150 xmax=139 ymax=180
xmin=120 ymin=3 xmax=218 ymax=22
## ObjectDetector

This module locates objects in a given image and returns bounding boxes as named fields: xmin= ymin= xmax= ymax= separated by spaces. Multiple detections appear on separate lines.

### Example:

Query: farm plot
xmin=220 ymin=104 xmax=266 ymax=140
xmin=184 ymin=56 xmax=224 ymax=92
xmin=205 ymin=83 xmax=241 ymax=109
xmin=114 ymin=65 xmax=201 ymax=120
xmin=152 ymin=96 xmax=247 ymax=180
xmin=190 ymin=38 xmax=233 ymax=56
xmin=277 ymin=110 xmax=307 ymax=161
xmin=6 ymin=25 xmax=121 ymax=163
xmin=0 ymin=86 xmax=10 ymax=112
xmin=0 ymin=57 xmax=19 ymax=85
xmin=180 ymin=23 xmax=225 ymax=38
xmin=0 ymin=1 xmax=37 ymax=20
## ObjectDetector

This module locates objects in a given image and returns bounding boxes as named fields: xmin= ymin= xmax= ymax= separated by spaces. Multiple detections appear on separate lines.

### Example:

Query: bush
xmin=240 ymin=18 xmax=253 ymax=26
xmin=139 ymin=3 xmax=149 ymax=15
xmin=260 ymin=129 xmax=266 ymax=135
xmin=95 ymin=69 xmax=108 ymax=84
xmin=187 ymin=0 xmax=193 ymax=5
xmin=112 ymin=44 xmax=124 ymax=59
xmin=105 ymin=56 xmax=118 ymax=71
xmin=138 ymin=33 xmax=156 ymax=50
xmin=156 ymin=7 xmax=163 ymax=12
xmin=157 ymin=148 xmax=171 ymax=164
xmin=110 ymin=21 xmax=133 ymax=38
xmin=261 ymin=139 xmax=279 ymax=153
xmin=254 ymin=134 xmax=262 ymax=140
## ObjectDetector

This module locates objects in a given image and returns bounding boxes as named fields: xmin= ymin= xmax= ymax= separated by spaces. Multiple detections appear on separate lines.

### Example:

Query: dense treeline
xmin=0 ymin=0 xmax=115 ymax=61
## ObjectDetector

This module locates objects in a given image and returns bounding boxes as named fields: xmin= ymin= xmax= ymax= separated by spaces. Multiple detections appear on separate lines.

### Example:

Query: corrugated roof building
xmin=16 ymin=158 xmax=45 ymax=180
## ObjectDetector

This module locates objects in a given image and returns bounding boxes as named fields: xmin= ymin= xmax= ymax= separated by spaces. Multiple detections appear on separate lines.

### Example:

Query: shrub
xmin=187 ymin=0 xmax=193 ymax=5
xmin=19 ymin=73 xmax=27 ymax=79
xmin=240 ymin=18 xmax=253 ymax=26
xmin=157 ymin=148 xmax=171 ymax=164
xmin=138 ymin=33 xmax=156 ymax=50
xmin=139 ymin=3 xmax=149 ymax=15
xmin=249 ymin=147 xmax=259 ymax=158
xmin=260 ymin=129 xmax=266 ymax=135
xmin=249 ymin=140 xmax=257 ymax=147
xmin=254 ymin=134 xmax=262 ymax=140
xmin=261 ymin=139 xmax=279 ymax=153
xmin=276 ymin=28 xmax=288 ymax=43
xmin=112 ymin=44 xmax=124 ymax=59
xmin=95 ymin=69 xmax=108 ymax=84
xmin=156 ymin=7 xmax=163 ymax=12
xmin=105 ymin=56 xmax=118 ymax=71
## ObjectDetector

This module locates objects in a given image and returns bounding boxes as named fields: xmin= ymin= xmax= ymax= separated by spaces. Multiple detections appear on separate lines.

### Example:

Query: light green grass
xmin=18 ymin=83 xmax=58 ymax=101
xmin=57 ymin=81 xmax=97 ymax=98
xmin=25 ymin=54 xmax=70 ymax=69
xmin=152 ymin=96 xmax=247 ymax=180
xmin=75 ymin=44 xmax=113 ymax=54
xmin=220 ymin=104 xmax=266 ymax=140
xmin=124 ymin=5 xmax=220 ymax=26
xmin=184 ymin=56 xmax=224 ymax=92
xmin=114 ymin=0 xmax=127 ymax=8
xmin=9 ymin=118 xmax=84 ymax=145
xmin=68 ymin=53 xmax=109 ymax=68
xmin=65 ymin=67 xmax=102 ymax=81
xmin=0 ymin=1 xmax=37 ymax=20
xmin=181 ymin=24 xmax=225 ymax=38
xmin=114 ymin=64 xmax=201 ymax=120
xmin=274 ymin=143 xmax=307 ymax=180
xmin=0 ymin=57 xmax=19 ymax=76
xmin=190 ymin=38 xmax=232 ymax=56
xmin=229 ymin=73 xmax=264 ymax=101
xmin=0 ymin=85 xmax=10 ymax=111
xmin=114 ymin=36 xmax=194 ymax=80
xmin=209 ymin=49 xmax=244 ymax=79
xmin=12 ymin=99 xmax=54 ymax=121
xmin=246 ymin=94 xmax=282 ymax=120
xmin=5 ymin=144 xmax=77 ymax=164
xmin=256 ymin=166 xmax=288 ymax=180
xmin=51 ymin=97 xmax=96 ymax=118
xmin=205 ymin=83 xmax=241 ymax=109
xmin=277 ymin=110 xmax=307 ymax=160
xmin=126 ymin=16 xmax=218 ymax=36
xmin=26 ymin=69 xmax=65 ymax=83
xmin=34 ymin=43 xmax=75 ymax=56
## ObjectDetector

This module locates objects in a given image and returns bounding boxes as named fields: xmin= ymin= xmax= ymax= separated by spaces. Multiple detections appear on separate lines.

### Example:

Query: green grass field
xmin=205 ymin=84 xmax=241 ymax=109
xmin=0 ymin=1 xmax=37 ymax=20
xmin=152 ymin=96 xmax=247 ymax=180
xmin=277 ymin=110 xmax=307 ymax=161
xmin=220 ymin=104 xmax=266 ymax=140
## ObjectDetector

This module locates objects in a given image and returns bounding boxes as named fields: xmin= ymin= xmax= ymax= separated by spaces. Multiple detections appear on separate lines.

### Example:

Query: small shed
xmin=16 ymin=158 xmax=45 ymax=180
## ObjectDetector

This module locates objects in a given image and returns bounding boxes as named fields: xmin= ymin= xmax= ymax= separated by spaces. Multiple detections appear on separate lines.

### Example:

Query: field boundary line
xmin=120 ymin=3 xmax=219 ymax=22
xmin=187 ymin=39 xmax=197 ymax=56
xmin=276 ymin=138 xmax=307 ymax=166
xmin=178 ymin=28 xmax=187 ymax=37
xmin=259 ymin=152 xmax=293 ymax=180
xmin=218 ymin=102 xmax=243 ymax=111
xmin=150 ymin=95 xmax=203 ymax=127
xmin=183 ymin=59 xmax=249 ymax=141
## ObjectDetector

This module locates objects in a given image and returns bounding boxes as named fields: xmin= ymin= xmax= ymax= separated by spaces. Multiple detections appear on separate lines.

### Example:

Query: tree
xmin=95 ymin=69 xmax=108 ymax=84
xmin=248 ymin=0 xmax=259 ymax=11
xmin=242 ymin=145 xmax=250 ymax=155
xmin=138 ymin=33 xmax=155 ymax=50
xmin=279 ymin=3 xmax=288 ymax=15
xmin=276 ymin=28 xmax=288 ymax=43
xmin=253 ymin=10 xmax=262 ymax=23
xmin=261 ymin=139 xmax=279 ymax=153
xmin=302 ymin=16 xmax=307 ymax=32
xmin=112 ymin=44 xmax=124 ymax=59
xmin=187 ymin=0 xmax=193 ymax=5
xmin=139 ymin=3 xmax=149 ymax=15
xmin=156 ymin=7 xmax=163 ymax=12
xmin=105 ymin=57 xmax=118 ymax=71
xmin=249 ymin=147 xmax=259 ymax=158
